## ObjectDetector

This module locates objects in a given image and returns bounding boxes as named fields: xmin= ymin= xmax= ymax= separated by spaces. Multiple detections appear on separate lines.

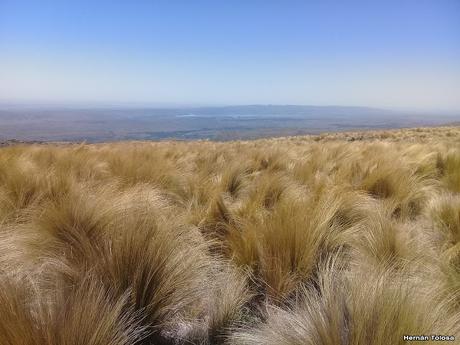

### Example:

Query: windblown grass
xmin=0 ymin=126 xmax=459 ymax=344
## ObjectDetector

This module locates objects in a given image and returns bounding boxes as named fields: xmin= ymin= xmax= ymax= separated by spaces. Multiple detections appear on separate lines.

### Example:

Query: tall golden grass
xmin=0 ymin=126 xmax=459 ymax=344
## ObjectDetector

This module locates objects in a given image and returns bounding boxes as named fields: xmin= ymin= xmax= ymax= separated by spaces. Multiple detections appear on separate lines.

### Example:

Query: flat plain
xmin=1 ymin=105 xmax=459 ymax=142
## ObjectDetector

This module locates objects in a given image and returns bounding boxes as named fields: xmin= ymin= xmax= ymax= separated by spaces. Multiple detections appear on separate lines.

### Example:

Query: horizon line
xmin=1 ymin=99 xmax=460 ymax=114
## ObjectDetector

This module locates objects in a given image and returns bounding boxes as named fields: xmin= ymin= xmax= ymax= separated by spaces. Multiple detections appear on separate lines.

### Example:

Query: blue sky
xmin=0 ymin=0 xmax=459 ymax=110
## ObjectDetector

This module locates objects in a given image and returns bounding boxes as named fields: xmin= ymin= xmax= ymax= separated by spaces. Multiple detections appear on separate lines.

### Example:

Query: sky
xmin=0 ymin=0 xmax=459 ymax=110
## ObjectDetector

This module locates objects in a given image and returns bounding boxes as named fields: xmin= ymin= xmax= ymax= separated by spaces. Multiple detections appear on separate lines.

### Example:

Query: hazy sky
xmin=0 ymin=0 xmax=459 ymax=110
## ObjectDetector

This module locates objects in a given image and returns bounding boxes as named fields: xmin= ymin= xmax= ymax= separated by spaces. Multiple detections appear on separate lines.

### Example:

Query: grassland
xmin=1 ymin=126 xmax=460 ymax=344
